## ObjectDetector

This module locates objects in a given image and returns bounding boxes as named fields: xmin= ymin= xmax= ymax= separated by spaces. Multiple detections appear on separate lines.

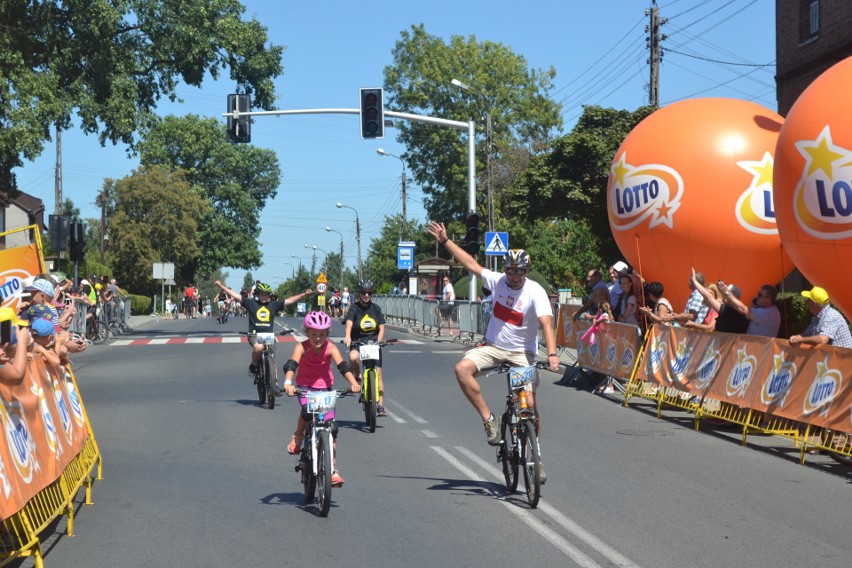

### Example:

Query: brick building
xmin=776 ymin=0 xmax=852 ymax=115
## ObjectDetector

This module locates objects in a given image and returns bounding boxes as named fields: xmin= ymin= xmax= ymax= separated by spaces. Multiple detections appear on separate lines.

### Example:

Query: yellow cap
xmin=801 ymin=286 xmax=830 ymax=305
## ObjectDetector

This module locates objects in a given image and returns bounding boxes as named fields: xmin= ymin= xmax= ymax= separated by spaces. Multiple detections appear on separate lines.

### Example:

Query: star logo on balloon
xmin=735 ymin=151 xmax=779 ymax=235
xmin=792 ymin=126 xmax=852 ymax=239
xmin=608 ymin=152 xmax=683 ymax=230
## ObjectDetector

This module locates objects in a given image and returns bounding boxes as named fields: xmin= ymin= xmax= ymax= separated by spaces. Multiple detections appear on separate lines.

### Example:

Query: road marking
xmin=385 ymin=399 xmax=427 ymax=424
xmin=431 ymin=446 xmax=604 ymax=568
xmin=455 ymin=446 xmax=644 ymax=568
xmin=385 ymin=411 xmax=406 ymax=424
xmin=421 ymin=429 xmax=439 ymax=438
xmin=109 ymin=336 xmax=422 ymax=346
xmin=434 ymin=350 xmax=466 ymax=354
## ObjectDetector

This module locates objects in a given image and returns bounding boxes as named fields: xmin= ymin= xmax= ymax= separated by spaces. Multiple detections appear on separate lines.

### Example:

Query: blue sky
xmin=14 ymin=0 xmax=777 ymax=291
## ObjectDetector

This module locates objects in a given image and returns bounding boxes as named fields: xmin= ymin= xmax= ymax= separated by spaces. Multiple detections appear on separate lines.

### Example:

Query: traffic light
xmin=359 ymin=88 xmax=384 ymax=139
xmin=69 ymin=222 xmax=85 ymax=262
xmin=226 ymin=94 xmax=251 ymax=143
xmin=48 ymin=214 xmax=70 ymax=254
xmin=464 ymin=211 xmax=481 ymax=256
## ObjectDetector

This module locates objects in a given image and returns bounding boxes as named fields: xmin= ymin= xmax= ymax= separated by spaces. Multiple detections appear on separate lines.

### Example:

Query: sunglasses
xmin=505 ymin=268 xmax=528 ymax=276
xmin=360 ymin=291 xmax=373 ymax=296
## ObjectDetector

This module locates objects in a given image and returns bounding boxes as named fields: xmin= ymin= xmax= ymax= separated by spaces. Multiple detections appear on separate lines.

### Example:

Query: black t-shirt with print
xmin=241 ymin=297 xmax=284 ymax=333
xmin=345 ymin=301 xmax=385 ymax=340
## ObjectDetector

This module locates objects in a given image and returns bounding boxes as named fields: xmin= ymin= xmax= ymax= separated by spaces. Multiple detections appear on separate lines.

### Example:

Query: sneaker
xmin=377 ymin=405 xmax=387 ymax=417
xmin=249 ymin=363 xmax=258 ymax=376
xmin=537 ymin=464 xmax=548 ymax=485
xmin=331 ymin=470 xmax=345 ymax=487
xmin=483 ymin=414 xmax=502 ymax=446
xmin=287 ymin=435 xmax=303 ymax=455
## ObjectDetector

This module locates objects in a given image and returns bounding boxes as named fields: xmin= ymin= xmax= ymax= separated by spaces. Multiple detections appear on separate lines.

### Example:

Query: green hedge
xmin=129 ymin=294 xmax=152 ymax=315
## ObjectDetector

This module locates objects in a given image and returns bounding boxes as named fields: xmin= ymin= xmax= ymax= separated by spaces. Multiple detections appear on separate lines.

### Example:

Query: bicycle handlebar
xmin=479 ymin=360 xmax=552 ymax=374
xmin=344 ymin=338 xmax=398 ymax=348
xmin=291 ymin=387 xmax=354 ymax=397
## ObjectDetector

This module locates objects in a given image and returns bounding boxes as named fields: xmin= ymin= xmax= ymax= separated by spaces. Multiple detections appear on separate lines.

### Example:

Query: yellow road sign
xmin=316 ymin=272 xmax=328 ymax=284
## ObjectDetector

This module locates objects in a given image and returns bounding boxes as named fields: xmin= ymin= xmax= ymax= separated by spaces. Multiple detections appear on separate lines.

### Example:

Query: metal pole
xmin=401 ymin=168 xmax=407 ymax=237
xmin=468 ymin=120 xmax=477 ymax=303
xmin=355 ymin=214 xmax=363 ymax=282
xmin=339 ymin=239 xmax=344 ymax=290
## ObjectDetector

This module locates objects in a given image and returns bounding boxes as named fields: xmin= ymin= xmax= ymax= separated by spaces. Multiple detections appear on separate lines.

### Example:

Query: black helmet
xmin=357 ymin=280 xmax=375 ymax=293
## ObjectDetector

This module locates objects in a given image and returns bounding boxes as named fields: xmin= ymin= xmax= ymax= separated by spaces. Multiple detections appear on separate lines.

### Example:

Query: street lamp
xmin=326 ymin=226 xmax=345 ymax=290
xmin=304 ymin=244 xmax=328 ymax=276
xmin=336 ymin=202 xmax=362 ymax=281
xmin=377 ymin=148 xmax=408 ymax=237
xmin=451 ymin=78 xmax=494 ymax=237
xmin=283 ymin=261 xmax=295 ymax=279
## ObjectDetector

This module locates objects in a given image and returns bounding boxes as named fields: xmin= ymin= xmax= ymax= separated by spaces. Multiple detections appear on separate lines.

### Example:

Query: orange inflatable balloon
xmin=608 ymin=98 xmax=793 ymax=310
xmin=774 ymin=57 xmax=852 ymax=321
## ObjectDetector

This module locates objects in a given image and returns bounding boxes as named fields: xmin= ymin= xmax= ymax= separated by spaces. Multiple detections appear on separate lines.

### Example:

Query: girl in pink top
xmin=283 ymin=311 xmax=360 ymax=486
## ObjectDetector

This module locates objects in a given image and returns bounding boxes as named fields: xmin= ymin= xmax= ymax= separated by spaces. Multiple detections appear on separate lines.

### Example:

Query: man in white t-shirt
xmin=438 ymin=275 xmax=456 ymax=328
xmin=428 ymin=221 xmax=559 ymax=481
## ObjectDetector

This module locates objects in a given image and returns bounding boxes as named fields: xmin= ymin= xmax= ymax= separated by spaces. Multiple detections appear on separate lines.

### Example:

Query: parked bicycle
xmin=292 ymin=387 xmax=352 ymax=517
xmin=348 ymin=338 xmax=397 ymax=432
xmin=241 ymin=330 xmax=286 ymax=409
xmin=483 ymin=361 xmax=550 ymax=508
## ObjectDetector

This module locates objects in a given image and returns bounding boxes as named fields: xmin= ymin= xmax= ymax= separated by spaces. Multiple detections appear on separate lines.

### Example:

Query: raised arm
xmin=283 ymin=288 xmax=313 ymax=307
xmin=427 ymin=221 xmax=484 ymax=278
xmin=691 ymin=268 xmax=722 ymax=313
xmin=214 ymin=280 xmax=243 ymax=302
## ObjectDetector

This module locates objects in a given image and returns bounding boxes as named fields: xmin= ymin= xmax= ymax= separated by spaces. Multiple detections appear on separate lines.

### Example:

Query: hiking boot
xmin=483 ymin=414 xmax=502 ymax=446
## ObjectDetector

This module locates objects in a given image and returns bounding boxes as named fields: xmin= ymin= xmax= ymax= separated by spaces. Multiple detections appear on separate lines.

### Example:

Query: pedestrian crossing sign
xmin=484 ymin=232 xmax=509 ymax=256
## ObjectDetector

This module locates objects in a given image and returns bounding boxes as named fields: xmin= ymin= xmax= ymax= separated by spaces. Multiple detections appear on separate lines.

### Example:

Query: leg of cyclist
xmin=348 ymin=347 xmax=361 ymax=380
xmin=249 ymin=340 xmax=263 ymax=375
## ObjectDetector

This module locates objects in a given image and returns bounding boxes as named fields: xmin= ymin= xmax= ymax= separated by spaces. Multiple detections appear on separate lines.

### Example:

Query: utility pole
xmin=646 ymin=1 xmax=665 ymax=108
xmin=54 ymin=126 xmax=63 ymax=215
xmin=400 ymin=169 xmax=407 ymax=237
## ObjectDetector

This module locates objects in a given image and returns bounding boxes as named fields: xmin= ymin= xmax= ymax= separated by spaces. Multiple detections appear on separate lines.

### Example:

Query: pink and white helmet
xmin=304 ymin=310 xmax=332 ymax=330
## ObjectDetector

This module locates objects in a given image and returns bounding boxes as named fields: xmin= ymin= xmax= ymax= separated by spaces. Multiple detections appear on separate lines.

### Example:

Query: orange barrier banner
xmin=0 ymin=358 xmax=89 ymax=520
xmin=0 ymin=242 xmax=44 ymax=313
xmin=557 ymin=305 xmax=642 ymax=380
xmin=638 ymin=324 xmax=852 ymax=433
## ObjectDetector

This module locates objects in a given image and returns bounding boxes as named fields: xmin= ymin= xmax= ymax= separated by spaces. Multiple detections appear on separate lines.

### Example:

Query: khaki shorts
xmin=463 ymin=344 xmax=539 ymax=389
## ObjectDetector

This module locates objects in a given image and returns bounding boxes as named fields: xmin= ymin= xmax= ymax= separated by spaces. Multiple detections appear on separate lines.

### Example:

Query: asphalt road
xmin=14 ymin=314 xmax=852 ymax=568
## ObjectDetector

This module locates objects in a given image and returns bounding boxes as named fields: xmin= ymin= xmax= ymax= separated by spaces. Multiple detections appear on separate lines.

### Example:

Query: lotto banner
xmin=638 ymin=324 xmax=852 ymax=433
xmin=0 ymin=239 xmax=45 ymax=313
xmin=0 ymin=358 xmax=89 ymax=520
xmin=557 ymin=305 xmax=642 ymax=380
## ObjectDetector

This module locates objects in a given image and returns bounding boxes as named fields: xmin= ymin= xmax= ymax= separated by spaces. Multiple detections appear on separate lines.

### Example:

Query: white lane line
xmin=431 ymin=446 xmax=604 ymax=568
xmin=435 ymin=350 xmax=466 ymax=353
xmin=385 ymin=411 xmax=406 ymax=424
xmin=385 ymin=399 xmax=427 ymax=424
xmin=421 ymin=429 xmax=439 ymax=438
xmin=221 ymin=337 xmax=242 ymax=343
xmin=185 ymin=337 xmax=206 ymax=344
xmin=147 ymin=338 xmax=171 ymax=345
xmin=392 ymin=350 xmax=423 ymax=354
xmin=455 ymin=446 xmax=644 ymax=568
xmin=111 ymin=340 xmax=132 ymax=346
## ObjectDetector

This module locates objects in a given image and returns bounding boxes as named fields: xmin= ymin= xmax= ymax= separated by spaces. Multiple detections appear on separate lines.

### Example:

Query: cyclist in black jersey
xmin=215 ymin=280 xmax=313 ymax=375
xmin=343 ymin=280 xmax=388 ymax=416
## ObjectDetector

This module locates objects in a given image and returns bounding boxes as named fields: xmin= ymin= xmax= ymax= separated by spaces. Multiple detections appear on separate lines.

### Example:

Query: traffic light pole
xmin=225 ymin=106 xmax=479 ymax=302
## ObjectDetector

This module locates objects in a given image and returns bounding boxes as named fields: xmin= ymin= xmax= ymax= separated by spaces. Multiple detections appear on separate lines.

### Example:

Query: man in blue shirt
xmin=789 ymin=286 xmax=852 ymax=349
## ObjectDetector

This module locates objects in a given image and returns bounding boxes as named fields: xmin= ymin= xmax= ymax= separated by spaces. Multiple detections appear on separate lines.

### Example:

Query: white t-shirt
xmin=442 ymin=282 xmax=455 ymax=304
xmin=480 ymin=269 xmax=553 ymax=353
xmin=748 ymin=305 xmax=781 ymax=337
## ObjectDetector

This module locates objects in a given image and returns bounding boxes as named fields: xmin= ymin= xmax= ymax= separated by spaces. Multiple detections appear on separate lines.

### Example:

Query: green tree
xmin=107 ymin=165 xmax=210 ymax=293
xmin=505 ymin=105 xmax=655 ymax=263
xmin=383 ymin=24 xmax=562 ymax=222
xmin=1 ymin=0 xmax=283 ymax=194
xmin=136 ymin=114 xmax=280 ymax=277
xmin=243 ymin=272 xmax=255 ymax=292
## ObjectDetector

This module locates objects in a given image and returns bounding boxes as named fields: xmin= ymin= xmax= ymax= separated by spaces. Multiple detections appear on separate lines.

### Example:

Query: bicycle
xmin=292 ymin=387 xmax=352 ymax=516
xmin=348 ymin=338 xmax=397 ymax=432
xmin=240 ymin=330 xmax=285 ymax=409
xmin=483 ymin=361 xmax=550 ymax=508
xmin=85 ymin=308 xmax=109 ymax=345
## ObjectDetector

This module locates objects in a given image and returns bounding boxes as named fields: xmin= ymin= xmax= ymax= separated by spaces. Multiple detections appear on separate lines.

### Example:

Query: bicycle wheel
xmin=91 ymin=319 xmax=109 ymax=345
xmin=265 ymin=356 xmax=275 ymax=409
xmin=255 ymin=361 xmax=266 ymax=405
xmin=302 ymin=436 xmax=316 ymax=503
xmin=499 ymin=413 xmax=519 ymax=492
xmin=521 ymin=422 xmax=541 ymax=508
xmin=316 ymin=430 xmax=333 ymax=516
xmin=363 ymin=368 xmax=377 ymax=433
